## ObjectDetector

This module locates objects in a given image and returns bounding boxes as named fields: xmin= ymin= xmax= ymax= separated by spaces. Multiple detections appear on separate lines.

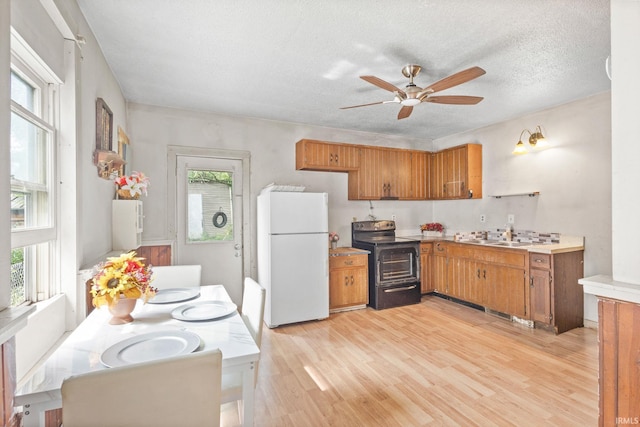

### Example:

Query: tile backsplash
xmin=455 ymin=229 xmax=560 ymax=244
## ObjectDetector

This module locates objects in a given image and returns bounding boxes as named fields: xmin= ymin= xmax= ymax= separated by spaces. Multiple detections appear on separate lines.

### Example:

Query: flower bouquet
xmin=89 ymin=251 xmax=156 ymax=323
xmin=329 ymin=232 xmax=340 ymax=249
xmin=420 ymin=222 xmax=444 ymax=237
xmin=114 ymin=171 xmax=150 ymax=200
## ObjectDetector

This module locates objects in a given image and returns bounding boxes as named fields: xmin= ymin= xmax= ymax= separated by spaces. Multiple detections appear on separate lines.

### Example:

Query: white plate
xmin=100 ymin=330 xmax=201 ymax=368
xmin=148 ymin=287 xmax=200 ymax=304
xmin=171 ymin=300 xmax=237 ymax=321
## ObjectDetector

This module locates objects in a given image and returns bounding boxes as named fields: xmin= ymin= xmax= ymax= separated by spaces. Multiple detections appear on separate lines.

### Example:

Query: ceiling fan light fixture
xmin=341 ymin=65 xmax=486 ymax=118
xmin=401 ymin=98 xmax=421 ymax=107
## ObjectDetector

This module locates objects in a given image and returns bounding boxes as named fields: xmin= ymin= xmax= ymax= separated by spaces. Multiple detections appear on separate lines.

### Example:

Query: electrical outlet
xmin=507 ymin=214 xmax=515 ymax=224
xmin=480 ymin=214 xmax=486 ymax=223
xmin=391 ymin=214 xmax=396 ymax=221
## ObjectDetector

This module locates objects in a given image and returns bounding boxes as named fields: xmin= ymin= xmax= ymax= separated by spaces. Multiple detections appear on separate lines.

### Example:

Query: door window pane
xmin=186 ymin=170 xmax=233 ymax=242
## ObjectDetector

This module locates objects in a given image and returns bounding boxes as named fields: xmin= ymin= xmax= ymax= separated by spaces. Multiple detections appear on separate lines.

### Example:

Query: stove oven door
xmin=370 ymin=243 xmax=421 ymax=309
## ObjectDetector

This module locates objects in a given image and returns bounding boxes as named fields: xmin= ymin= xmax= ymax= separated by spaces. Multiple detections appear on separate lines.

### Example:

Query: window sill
xmin=0 ymin=305 xmax=36 ymax=345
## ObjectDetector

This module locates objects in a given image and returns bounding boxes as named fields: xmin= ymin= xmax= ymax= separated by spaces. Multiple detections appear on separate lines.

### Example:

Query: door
xmin=530 ymin=267 xmax=552 ymax=323
xmin=176 ymin=155 xmax=243 ymax=302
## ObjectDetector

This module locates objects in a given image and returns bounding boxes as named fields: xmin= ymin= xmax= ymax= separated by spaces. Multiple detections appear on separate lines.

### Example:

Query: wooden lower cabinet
xmin=430 ymin=242 xmax=529 ymax=319
xmin=485 ymin=264 xmax=527 ymax=318
xmin=329 ymin=249 xmax=368 ymax=312
xmin=529 ymin=251 xmax=584 ymax=334
xmin=431 ymin=242 xmax=448 ymax=293
xmin=419 ymin=243 xmax=434 ymax=293
xmin=599 ymin=298 xmax=640 ymax=426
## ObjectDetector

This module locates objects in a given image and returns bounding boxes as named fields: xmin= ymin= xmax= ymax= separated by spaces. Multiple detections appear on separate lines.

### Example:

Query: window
xmin=10 ymin=59 xmax=57 ymax=306
xmin=186 ymin=170 xmax=234 ymax=242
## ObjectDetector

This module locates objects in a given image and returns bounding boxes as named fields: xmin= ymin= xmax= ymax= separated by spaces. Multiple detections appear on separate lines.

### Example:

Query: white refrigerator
xmin=257 ymin=190 xmax=329 ymax=328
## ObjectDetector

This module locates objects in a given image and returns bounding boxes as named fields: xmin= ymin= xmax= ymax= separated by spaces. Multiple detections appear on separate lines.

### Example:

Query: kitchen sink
xmin=462 ymin=239 xmax=532 ymax=248
xmin=487 ymin=241 xmax=532 ymax=247
xmin=464 ymin=239 xmax=493 ymax=245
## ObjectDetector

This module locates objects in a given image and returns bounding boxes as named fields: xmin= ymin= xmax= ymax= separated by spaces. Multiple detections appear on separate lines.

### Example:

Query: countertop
xmin=330 ymin=247 xmax=370 ymax=256
xmin=579 ymin=275 xmax=640 ymax=305
xmin=398 ymin=235 xmax=584 ymax=254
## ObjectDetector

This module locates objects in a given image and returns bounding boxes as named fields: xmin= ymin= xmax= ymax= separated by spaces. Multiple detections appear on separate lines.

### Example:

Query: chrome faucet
xmin=503 ymin=225 xmax=513 ymax=241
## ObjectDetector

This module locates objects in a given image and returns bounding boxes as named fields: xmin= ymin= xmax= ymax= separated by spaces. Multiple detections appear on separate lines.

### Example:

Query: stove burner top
xmin=352 ymin=235 xmax=413 ymax=245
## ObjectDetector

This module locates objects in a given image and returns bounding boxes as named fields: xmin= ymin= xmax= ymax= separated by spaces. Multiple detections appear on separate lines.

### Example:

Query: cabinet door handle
xmin=477 ymin=269 xmax=480 ymax=279
xmin=483 ymin=270 xmax=486 ymax=279
xmin=535 ymin=259 xmax=543 ymax=263
xmin=344 ymin=260 xmax=353 ymax=265
xmin=351 ymin=276 xmax=354 ymax=285
xmin=335 ymin=154 xmax=339 ymax=163
xmin=344 ymin=276 xmax=349 ymax=286
xmin=329 ymin=154 xmax=333 ymax=163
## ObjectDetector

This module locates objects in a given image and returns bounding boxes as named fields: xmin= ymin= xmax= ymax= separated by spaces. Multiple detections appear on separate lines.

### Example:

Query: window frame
xmin=10 ymin=49 xmax=59 ymax=304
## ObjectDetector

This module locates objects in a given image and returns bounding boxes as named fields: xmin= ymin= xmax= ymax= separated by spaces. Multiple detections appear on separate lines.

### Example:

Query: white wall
xmin=611 ymin=0 xmax=640 ymax=285
xmin=433 ymin=92 xmax=612 ymax=322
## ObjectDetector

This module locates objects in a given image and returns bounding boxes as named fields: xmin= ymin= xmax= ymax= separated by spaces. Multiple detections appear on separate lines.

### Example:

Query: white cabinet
xmin=112 ymin=200 xmax=143 ymax=250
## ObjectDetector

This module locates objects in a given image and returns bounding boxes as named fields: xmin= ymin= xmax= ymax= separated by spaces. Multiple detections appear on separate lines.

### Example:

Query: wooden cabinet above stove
xmin=295 ymin=139 xmax=481 ymax=201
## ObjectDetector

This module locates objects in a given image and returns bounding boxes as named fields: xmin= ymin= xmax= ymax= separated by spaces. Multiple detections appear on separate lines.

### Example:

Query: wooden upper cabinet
xmin=411 ymin=150 xmax=430 ymax=200
xmin=295 ymin=139 xmax=359 ymax=172
xmin=348 ymin=146 xmax=426 ymax=200
xmin=430 ymin=143 xmax=482 ymax=200
xmin=296 ymin=139 xmax=480 ymax=201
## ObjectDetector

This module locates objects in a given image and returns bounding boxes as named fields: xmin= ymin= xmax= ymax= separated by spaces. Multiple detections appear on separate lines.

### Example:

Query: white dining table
xmin=15 ymin=285 xmax=260 ymax=427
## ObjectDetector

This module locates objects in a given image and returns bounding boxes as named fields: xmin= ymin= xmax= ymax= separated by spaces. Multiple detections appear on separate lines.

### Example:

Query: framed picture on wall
xmin=95 ymin=98 xmax=113 ymax=151
xmin=117 ymin=126 xmax=130 ymax=176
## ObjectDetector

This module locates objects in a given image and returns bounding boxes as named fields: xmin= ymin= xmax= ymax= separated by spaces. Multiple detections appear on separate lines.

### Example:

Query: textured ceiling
xmin=76 ymin=0 xmax=611 ymax=140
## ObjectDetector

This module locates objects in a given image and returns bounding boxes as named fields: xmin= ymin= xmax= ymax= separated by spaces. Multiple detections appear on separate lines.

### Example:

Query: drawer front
xmin=530 ymin=253 xmax=551 ymax=269
xmin=330 ymin=254 xmax=367 ymax=269
xmin=433 ymin=241 xmax=448 ymax=256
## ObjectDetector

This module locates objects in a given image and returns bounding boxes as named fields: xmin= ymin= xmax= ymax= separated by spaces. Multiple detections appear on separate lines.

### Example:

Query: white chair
xmin=220 ymin=278 xmax=266 ymax=414
xmin=61 ymin=349 xmax=223 ymax=427
xmin=151 ymin=264 xmax=202 ymax=289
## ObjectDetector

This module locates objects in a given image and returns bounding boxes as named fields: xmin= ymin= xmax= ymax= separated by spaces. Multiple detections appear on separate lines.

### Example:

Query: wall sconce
xmin=512 ymin=125 xmax=548 ymax=155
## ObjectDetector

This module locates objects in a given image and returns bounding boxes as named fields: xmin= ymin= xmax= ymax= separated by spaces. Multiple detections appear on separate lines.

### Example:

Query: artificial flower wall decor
xmin=114 ymin=171 xmax=150 ymax=199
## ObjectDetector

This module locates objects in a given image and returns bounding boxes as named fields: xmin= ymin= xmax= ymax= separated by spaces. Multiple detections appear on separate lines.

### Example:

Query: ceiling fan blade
xmin=423 ymin=66 xmax=486 ymax=94
xmin=397 ymin=105 xmax=413 ymax=120
xmin=424 ymin=95 xmax=484 ymax=105
xmin=361 ymin=76 xmax=407 ymax=97
xmin=340 ymin=101 xmax=386 ymax=110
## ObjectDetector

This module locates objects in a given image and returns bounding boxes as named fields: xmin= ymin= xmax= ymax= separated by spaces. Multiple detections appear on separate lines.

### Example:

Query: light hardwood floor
xmin=222 ymin=295 xmax=598 ymax=426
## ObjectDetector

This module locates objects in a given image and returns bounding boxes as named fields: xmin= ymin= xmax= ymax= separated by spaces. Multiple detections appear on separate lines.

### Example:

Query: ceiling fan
xmin=341 ymin=65 xmax=486 ymax=120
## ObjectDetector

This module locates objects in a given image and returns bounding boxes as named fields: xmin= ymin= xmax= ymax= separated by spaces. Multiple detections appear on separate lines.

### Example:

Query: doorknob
xmin=234 ymin=243 xmax=241 ymax=250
